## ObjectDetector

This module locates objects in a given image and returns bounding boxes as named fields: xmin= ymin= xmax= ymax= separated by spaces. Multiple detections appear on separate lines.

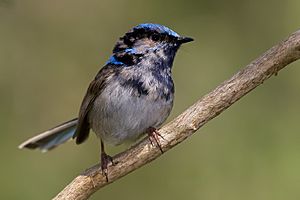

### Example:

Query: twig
xmin=53 ymin=29 xmax=300 ymax=200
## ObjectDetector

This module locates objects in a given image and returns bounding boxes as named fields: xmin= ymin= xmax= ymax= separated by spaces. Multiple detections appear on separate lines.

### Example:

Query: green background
xmin=1 ymin=0 xmax=300 ymax=199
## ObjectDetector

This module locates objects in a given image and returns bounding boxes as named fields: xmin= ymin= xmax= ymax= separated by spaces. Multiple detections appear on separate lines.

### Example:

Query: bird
xmin=19 ymin=23 xmax=193 ymax=180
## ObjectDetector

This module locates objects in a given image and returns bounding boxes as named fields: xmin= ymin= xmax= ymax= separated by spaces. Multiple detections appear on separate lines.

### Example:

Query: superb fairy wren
xmin=19 ymin=23 xmax=193 ymax=179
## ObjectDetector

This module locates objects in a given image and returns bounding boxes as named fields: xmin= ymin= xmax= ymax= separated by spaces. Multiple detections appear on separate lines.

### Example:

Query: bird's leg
xmin=100 ymin=139 xmax=114 ymax=182
xmin=147 ymin=127 xmax=165 ymax=154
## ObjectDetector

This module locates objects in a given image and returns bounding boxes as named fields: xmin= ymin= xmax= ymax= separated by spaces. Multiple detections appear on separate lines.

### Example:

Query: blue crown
xmin=133 ymin=23 xmax=180 ymax=38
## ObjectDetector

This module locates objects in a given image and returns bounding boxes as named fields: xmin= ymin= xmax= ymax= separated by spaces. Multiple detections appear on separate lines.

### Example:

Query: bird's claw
xmin=147 ymin=127 xmax=164 ymax=154
xmin=101 ymin=152 xmax=114 ymax=182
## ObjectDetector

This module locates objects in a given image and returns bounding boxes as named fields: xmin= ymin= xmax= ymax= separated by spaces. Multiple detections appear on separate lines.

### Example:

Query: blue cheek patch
xmin=106 ymin=55 xmax=124 ymax=65
xmin=125 ymin=48 xmax=137 ymax=54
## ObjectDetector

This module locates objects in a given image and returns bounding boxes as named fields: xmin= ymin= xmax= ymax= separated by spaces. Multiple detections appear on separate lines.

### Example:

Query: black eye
xmin=151 ymin=34 xmax=160 ymax=41
xmin=118 ymin=54 xmax=134 ymax=65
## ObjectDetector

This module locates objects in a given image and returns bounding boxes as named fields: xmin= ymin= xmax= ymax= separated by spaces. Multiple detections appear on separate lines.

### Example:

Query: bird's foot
xmin=147 ymin=127 xmax=165 ymax=154
xmin=100 ymin=152 xmax=114 ymax=182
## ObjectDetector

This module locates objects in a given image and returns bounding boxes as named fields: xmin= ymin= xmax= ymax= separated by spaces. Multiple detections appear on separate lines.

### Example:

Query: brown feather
xmin=74 ymin=66 xmax=118 ymax=144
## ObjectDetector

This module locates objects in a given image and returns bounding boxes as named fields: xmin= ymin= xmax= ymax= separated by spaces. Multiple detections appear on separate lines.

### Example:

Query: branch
xmin=53 ymin=30 xmax=300 ymax=200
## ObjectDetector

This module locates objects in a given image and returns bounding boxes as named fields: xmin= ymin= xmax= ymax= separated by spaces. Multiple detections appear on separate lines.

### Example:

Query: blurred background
xmin=1 ymin=0 xmax=300 ymax=199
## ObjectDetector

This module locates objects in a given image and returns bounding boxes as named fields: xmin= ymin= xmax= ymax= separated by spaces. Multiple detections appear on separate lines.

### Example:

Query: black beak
xmin=177 ymin=36 xmax=194 ymax=44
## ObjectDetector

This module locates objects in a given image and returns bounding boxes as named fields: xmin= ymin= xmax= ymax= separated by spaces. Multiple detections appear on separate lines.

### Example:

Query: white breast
xmin=89 ymin=81 xmax=173 ymax=146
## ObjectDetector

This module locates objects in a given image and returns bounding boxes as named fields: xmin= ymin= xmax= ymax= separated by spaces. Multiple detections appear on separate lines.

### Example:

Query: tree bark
xmin=53 ymin=29 xmax=300 ymax=200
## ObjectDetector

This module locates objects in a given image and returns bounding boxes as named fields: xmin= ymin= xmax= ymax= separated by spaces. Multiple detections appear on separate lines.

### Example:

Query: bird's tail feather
xmin=19 ymin=118 xmax=78 ymax=152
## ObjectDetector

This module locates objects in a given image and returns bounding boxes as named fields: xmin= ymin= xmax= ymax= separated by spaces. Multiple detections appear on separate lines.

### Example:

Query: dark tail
xmin=19 ymin=118 xmax=78 ymax=152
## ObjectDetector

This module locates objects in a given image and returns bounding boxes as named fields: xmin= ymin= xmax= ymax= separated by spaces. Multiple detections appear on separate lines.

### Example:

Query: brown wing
xmin=74 ymin=66 xmax=116 ymax=144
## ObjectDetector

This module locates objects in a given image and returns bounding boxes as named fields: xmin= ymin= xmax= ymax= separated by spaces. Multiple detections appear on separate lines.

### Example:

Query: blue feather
xmin=134 ymin=23 xmax=180 ymax=38
xmin=106 ymin=55 xmax=124 ymax=65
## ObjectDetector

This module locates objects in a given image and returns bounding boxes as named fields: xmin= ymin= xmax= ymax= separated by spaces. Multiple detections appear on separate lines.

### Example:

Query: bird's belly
xmin=89 ymin=84 xmax=173 ymax=146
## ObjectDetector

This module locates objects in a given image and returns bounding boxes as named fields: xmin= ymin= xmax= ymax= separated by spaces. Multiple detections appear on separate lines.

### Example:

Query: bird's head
xmin=107 ymin=23 xmax=193 ymax=66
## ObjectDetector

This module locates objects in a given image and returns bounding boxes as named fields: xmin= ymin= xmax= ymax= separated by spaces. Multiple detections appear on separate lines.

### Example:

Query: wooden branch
xmin=53 ymin=30 xmax=300 ymax=200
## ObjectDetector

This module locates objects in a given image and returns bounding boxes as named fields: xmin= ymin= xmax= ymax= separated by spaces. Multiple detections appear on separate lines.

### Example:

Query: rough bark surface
xmin=53 ymin=30 xmax=300 ymax=200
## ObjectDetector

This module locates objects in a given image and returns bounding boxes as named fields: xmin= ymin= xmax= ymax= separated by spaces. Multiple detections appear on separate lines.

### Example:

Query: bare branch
xmin=53 ymin=30 xmax=300 ymax=200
